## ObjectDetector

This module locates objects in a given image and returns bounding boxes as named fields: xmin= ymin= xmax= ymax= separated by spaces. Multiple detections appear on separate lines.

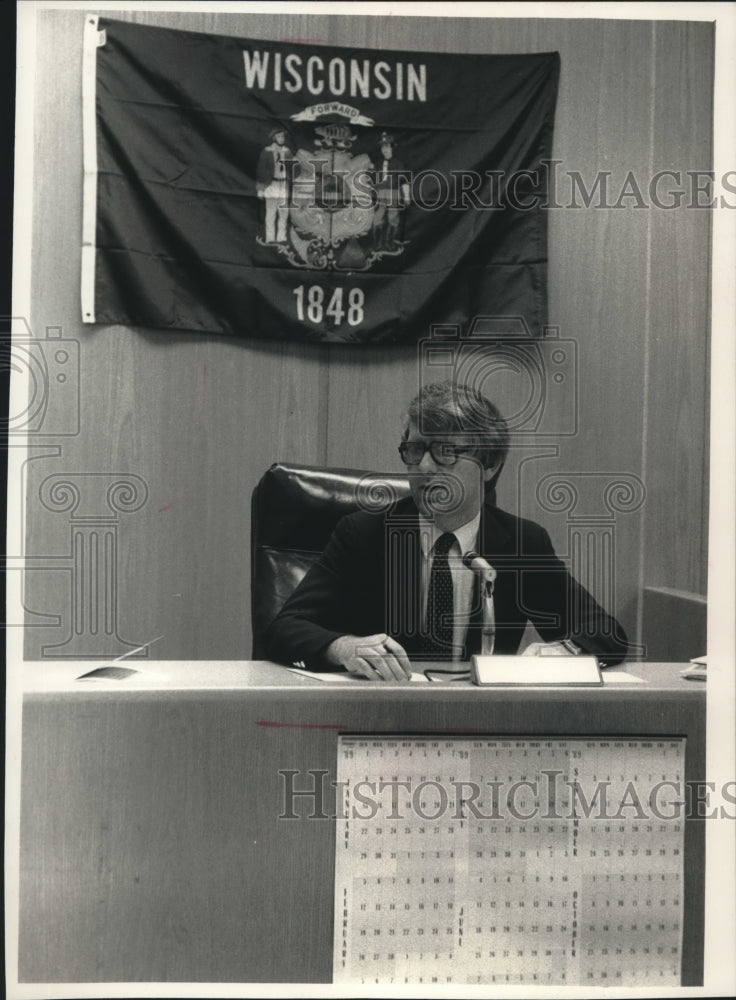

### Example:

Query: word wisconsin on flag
xmin=82 ymin=16 xmax=560 ymax=344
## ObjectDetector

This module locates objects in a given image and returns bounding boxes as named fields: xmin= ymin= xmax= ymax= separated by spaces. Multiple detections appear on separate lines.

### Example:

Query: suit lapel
xmin=479 ymin=500 xmax=512 ymax=558
xmin=385 ymin=499 xmax=423 ymax=653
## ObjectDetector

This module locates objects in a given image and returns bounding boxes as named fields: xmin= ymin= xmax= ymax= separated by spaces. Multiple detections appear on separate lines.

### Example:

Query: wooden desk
xmin=17 ymin=661 xmax=705 ymax=984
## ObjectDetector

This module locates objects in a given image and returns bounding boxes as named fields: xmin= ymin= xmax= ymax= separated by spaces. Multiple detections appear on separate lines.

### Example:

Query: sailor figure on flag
xmin=256 ymin=125 xmax=293 ymax=244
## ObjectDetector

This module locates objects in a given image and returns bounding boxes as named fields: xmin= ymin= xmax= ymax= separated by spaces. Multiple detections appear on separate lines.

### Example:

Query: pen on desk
xmin=111 ymin=635 xmax=165 ymax=662
xmin=680 ymin=662 xmax=707 ymax=681
xmin=75 ymin=636 xmax=164 ymax=681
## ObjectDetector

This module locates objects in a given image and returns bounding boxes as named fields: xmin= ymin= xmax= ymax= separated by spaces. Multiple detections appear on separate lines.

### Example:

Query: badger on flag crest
xmin=83 ymin=17 xmax=559 ymax=343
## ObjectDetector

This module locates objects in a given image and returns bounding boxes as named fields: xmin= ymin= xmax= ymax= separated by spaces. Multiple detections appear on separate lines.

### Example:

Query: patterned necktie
xmin=424 ymin=531 xmax=455 ymax=657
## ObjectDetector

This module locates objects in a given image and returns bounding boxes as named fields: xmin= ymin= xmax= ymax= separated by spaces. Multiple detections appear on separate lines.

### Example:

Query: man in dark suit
xmin=264 ymin=381 xmax=628 ymax=680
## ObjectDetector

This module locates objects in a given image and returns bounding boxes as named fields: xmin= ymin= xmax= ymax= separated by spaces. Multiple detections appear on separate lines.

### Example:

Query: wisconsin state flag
xmin=82 ymin=16 xmax=559 ymax=344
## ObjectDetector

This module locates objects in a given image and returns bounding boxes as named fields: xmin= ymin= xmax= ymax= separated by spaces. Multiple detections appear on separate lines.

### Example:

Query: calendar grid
xmin=333 ymin=735 xmax=685 ymax=986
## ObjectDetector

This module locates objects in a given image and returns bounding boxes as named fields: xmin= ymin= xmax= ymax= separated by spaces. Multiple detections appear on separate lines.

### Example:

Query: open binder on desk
xmin=471 ymin=654 xmax=602 ymax=686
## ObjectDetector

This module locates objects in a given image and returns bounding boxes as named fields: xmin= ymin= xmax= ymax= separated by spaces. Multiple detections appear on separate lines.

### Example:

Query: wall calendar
xmin=333 ymin=736 xmax=685 ymax=986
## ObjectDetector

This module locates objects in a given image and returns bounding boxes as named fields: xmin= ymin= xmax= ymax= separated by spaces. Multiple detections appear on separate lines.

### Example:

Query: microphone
xmin=462 ymin=551 xmax=496 ymax=655
xmin=462 ymin=550 xmax=497 ymax=589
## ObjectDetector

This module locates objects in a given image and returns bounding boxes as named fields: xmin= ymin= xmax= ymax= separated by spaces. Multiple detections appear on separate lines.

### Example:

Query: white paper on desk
xmin=287 ymin=668 xmax=428 ymax=683
xmin=472 ymin=654 xmax=601 ymax=685
xmin=601 ymin=670 xmax=647 ymax=684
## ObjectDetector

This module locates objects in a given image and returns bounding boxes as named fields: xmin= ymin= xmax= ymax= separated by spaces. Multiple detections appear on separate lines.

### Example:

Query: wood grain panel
xmin=535 ymin=20 xmax=654 ymax=653
xmin=324 ymin=345 xmax=416 ymax=471
xmin=645 ymin=21 xmax=713 ymax=597
xmin=642 ymin=585 xmax=707 ymax=662
xmin=19 ymin=698 xmax=338 ymax=981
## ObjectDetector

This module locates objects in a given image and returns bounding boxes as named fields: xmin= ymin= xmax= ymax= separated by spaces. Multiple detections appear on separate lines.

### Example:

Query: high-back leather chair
xmin=251 ymin=462 xmax=411 ymax=658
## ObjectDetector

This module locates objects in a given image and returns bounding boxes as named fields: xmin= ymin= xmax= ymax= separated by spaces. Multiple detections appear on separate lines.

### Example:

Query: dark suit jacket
xmin=263 ymin=497 xmax=629 ymax=668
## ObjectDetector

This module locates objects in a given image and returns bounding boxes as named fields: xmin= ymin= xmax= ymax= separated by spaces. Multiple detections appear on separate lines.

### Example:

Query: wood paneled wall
xmin=21 ymin=9 xmax=712 ymax=660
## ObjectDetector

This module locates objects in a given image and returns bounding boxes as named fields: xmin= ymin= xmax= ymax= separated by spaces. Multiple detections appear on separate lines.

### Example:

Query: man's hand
xmin=326 ymin=633 xmax=412 ymax=681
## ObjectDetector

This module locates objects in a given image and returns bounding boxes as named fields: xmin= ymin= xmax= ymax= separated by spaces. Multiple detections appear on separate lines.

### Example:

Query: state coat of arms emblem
xmin=256 ymin=111 xmax=411 ymax=272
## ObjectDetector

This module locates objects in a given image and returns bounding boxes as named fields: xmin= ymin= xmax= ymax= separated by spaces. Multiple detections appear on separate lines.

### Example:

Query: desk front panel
xmin=19 ymin=665 xmax=705 ymax=983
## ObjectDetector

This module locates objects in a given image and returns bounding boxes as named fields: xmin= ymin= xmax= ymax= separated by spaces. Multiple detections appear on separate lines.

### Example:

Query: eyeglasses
xmin=398 ymin=440 xmax=474 ymax=467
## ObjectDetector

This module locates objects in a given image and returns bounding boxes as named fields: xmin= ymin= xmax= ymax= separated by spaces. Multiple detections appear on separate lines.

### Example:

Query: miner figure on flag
xmin=371 ymin=132 xmax=411 ymax=251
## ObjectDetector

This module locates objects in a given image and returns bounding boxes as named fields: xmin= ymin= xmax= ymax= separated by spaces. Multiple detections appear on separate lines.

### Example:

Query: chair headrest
xmin=252 ymin=462 xmax=412 ymax=551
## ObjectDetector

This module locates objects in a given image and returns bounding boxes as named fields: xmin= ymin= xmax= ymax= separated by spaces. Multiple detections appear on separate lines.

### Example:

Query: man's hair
xmin=403 ymin=381 xmax=510 ymax=490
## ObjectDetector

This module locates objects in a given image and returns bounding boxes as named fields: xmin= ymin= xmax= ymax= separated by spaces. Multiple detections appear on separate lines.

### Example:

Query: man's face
xmin=380 ymin=141 xmax=393 ymax=159
xmin=274 ymin=131 xmax=286 ymax=146
xmin=405 ymin=420 xmax=492 ymax=527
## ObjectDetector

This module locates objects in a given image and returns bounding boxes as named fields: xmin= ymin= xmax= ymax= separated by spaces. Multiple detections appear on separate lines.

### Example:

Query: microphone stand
xmin=481 ymin=575 xmax=495 ymax=656
xmin=462 ymin=551 xmax=496 ymax=656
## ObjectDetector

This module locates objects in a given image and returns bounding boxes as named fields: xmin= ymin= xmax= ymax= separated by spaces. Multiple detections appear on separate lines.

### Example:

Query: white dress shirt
xmin=418 ymin=513 xmax=481 ymax=658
